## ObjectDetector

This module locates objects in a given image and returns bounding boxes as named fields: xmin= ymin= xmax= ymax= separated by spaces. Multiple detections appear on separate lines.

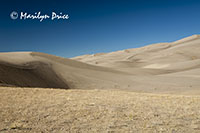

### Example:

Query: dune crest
xmin=143 ymin=64 xmax=170 ymax=69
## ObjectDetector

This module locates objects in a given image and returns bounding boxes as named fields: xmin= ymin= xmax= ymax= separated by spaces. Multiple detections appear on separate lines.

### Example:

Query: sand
xmin=72 ymin=35 xmax=200 ymax=94
xmin=1 ymin=35 xmax=200 ymax=132
xmin=0 ymin=35 xmax=200 ymax=94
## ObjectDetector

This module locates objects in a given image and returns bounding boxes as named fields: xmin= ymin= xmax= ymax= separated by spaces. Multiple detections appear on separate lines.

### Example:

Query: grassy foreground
xmin=0 ymin=87 xmax=200 ymax=132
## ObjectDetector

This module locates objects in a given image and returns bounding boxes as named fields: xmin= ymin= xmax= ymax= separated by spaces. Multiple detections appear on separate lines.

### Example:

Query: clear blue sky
xmin=0 ymin=0 xmax=200 ymax=57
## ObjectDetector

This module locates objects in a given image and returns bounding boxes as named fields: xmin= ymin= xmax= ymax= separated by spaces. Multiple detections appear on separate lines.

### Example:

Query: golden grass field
xmin=1 ymin=87 xmax=200 ymax=132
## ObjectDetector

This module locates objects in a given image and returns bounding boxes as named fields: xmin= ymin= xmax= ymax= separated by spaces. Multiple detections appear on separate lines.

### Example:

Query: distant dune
xmin=1 ymin=35 xmax=200 ymax=94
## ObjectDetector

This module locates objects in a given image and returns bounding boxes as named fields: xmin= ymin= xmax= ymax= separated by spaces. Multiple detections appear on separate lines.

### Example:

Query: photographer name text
xmin=10 ymin=11 xmax=69 ymax=22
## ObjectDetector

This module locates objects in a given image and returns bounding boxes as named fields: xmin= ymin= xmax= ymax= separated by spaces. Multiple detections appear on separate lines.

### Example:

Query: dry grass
xmin=1 ymin=87 xmax=200 ymax=132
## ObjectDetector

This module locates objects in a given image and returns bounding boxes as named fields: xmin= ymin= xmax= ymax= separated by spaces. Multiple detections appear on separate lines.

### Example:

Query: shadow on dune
xmin=0 ymin=61 xmax=69 ymax=89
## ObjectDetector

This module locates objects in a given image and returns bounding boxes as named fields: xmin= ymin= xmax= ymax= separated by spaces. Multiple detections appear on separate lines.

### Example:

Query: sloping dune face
xmin=0 ymin=52 xmax=92 ymax=88
xmin=0 ymin=53 xmax=69 ymax=88
xmin=0 ymin=61 xmax=69 ymax=88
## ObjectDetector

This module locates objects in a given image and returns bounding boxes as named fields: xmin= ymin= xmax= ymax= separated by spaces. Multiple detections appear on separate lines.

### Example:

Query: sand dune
xmin=72 ymin=35 xmax=200 ymax=70
xmin=0 ymin=52 xmax=136 ymax=90
xmin=0 ymin=35 xmax=200 ymax=94
xmin=71 ymin=35 xmax=200 ymax=94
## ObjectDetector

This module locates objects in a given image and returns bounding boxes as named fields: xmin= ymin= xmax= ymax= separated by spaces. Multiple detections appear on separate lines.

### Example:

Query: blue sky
xmin=0 ymin=0 xmax=200 ymax=57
